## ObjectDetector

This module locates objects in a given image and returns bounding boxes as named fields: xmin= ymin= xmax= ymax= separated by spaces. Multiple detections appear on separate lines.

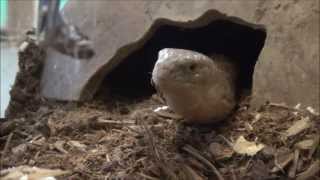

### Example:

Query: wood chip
xmin=18 ymin=41 xmax=30 ymax=52
xmin=182 ymin=145 xmax=224 ymax=180
xmin=47 ymin=118 xmax=57 ymax=136
xmin=67 ymin=140 xmax=87 ymax=151
xmin=285 ymin=117 xmax=311 ymax=138
xmin=11 ymin=143 xmax=28 ymax=157
xmin=0 ymin=120 xmax=17 ymax=136
xmin=271 ymin=150 xmax=294 ymax=173
xmin=53 ymin=140 xmax=68 ymax=154
xmin=233 ymin=136 xmax=265 ymax=156
xmin=0 ymin=166 xmax=70 ymax=180
xmin=97 ymin=119 xmax=135 ymax=124
xmin=128 ymin=124 xmax=164 ymax=132
xmin=154 ymin=109 xmax=182 ymax=120
xmin=294 ymin=139 xmax=315 ymax=150
xmin=209 ymin=142 xmax=234 ymax=160
xmin=186 ymin=157 xmax=208 ymax=172
xmin=138 ymin=172 xmax=159 ymax=180
xmin=30 ymin=135 xmax=46 ymax=146
xmin=252 ymin=113 xmax=262 ymax=124
xmin=1 ymin=132 xmax=13 ymax=169
xmin=244 ymin=122 xmax=254 ymax=131
xmin=182 ymin=165 xmax=204 ymax=180
xmin=306 ymin=106 xmax=319 ymax=116
xmin=261 ymin=146 xmax=276 ymax=158
xmin=294 ymin=103 xmax=301 ymax=110
xmin=296 ymin=160 xmax=320 ymax=180
xmin=309 ymin=134 xmax=320 ymax=159
xmin=288 ymin=149 xmax=300 ymax=178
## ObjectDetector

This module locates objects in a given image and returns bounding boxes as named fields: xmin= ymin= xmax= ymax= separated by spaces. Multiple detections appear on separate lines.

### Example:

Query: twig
xmin=97 ymin=119 xmax=135 ymax=124
xmin=231 ymin=168 xmax=237 ymax=180
xmin=34 ymin=151 xmax=41 ymax=160
xmin=154 ymin=110 xmax=182 ymax=120
xmin=268 ymin=103 xmax=296 ymax=111
xmin=244 ymin=157 xmax=253 ymax=172
xmin=182 ymin=164 xmax=204 ymax=180
xmin=309 ymin=134 xmax=319 ymax=159
xmin=111 ymin=129 xmax=128 ymax=135
xmin=218 ymin=135 xmax=234 ymax=148
xmin=138 ymin=172 xmax=160 ymax=180
xmin=124 ymin=126 xmax=141 ymax=135
xmin=182 ymin=145 xmax=224 ymax=180
xmin=0 ymin=132 xmax=14 ymax=170
xmin=273 ymin=159 xmax=286 ymax=174
xmin=288 ymin=149 xmax=300 ymax=178
xmin=269 ymin=103 xmax=318 ymax=116
xmin=1 ymin=133 xmax=13 ymax=154
xmin=271 ymin=152 xmax=294 ymax=173
xmin=0 ymin=120 xmax=17 ymax=136
xmin=140 ymin=119 xmax=177 ymax=180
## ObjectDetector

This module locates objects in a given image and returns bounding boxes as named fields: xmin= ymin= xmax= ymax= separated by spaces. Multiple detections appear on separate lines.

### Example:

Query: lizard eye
xmin=189 ymin=64 xmax=197 ymax=72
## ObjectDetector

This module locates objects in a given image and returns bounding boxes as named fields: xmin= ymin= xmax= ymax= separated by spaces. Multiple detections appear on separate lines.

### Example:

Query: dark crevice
xmin=97 ymin=16 xmax=266 ymax=102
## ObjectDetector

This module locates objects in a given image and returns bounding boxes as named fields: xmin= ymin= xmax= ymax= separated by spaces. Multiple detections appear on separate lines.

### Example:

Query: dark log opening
xmin=97 ymin=15 xmax=266 ymax=102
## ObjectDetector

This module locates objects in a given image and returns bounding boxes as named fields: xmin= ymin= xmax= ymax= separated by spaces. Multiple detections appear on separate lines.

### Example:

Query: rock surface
xmin=152 ymin=48 xmax=237 ymax=123
xmin=39 ymin=0 xmax=318 ymax=111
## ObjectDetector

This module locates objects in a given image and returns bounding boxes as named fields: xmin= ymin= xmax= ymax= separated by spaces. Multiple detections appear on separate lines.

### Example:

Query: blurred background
xmin=0 ymin=0 xmax=68 ymax=118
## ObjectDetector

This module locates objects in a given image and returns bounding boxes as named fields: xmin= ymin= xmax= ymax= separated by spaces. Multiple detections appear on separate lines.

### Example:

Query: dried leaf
xmin=233 ymin=136 xmax=265 ymax=156
xmin=285 ymin=117 xmax=311 ymax=138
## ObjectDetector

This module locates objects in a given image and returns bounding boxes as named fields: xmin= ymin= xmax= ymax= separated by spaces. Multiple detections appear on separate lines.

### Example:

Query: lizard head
xmin=152 ymin=48 xmax=214 ymax=87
